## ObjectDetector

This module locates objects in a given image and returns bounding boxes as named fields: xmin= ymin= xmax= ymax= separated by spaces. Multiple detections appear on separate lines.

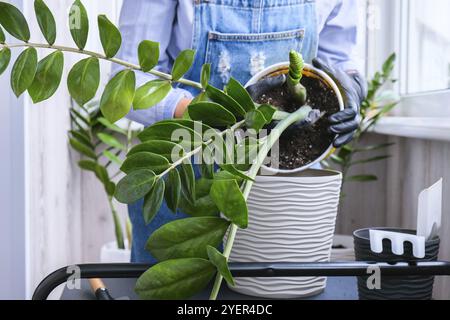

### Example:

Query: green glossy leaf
xmin=28 ymin=51 xmax=64 ymax=103
xmin=179 ymin=194 xmax=219 ymax=217
xmin=147 ymin=217 xmax=230 ymax=261
xmin=245 ymin=109 xmax=267 ymax=132
xmin=164 ymin=169 xmax=181 ymax=214
xmin=258 ymin=104 xmax=277 ymax=122
xmin=70 ymin=108 xmax=90 ymax=127
xmin=78 ymin=160 xmax=97 ymax=172
xmin=69 ymin=0 xmax=89 ymax=50
xmin=226 ymin=78 xmax=255 ymax=112
xmin=121 ymin=152 xmax=170 ymax=175
xmin=354 ymin=143 xmax=395 ymax=153
xmin=138 ymin=40 xmax=159 ymax=72
xmin=200 ymin=63 xmax=210 ymax=88
xmin=135 ymin=258 xmax=215 ymax=300
xmin=206 ymin=85 xmax=246 ymax=117
xmin=350 ymin=155 xmax=391 ymax=166
xmin=115 ymin=169 xmax=156 ymax=204
xmin=219 ymin=165 xmax=253 ymax=181
xmin=171 ymin=49 xmax=195 ymax=81
xmin=330 ymin=154 xmax=345 ymax=165
xmin=70 ymin=130 xmax=92 ymax=147
xmin=201 ymin=162 xmax=215 ymax=180
xmin=69 ymin=138 xmax=96 ymax=159
xmin=34 ymin=0 xmax=56 ymax=45
xmin=346 ymin=175 xmax=378 ymax=182
xmin=234 ymin=138 xmax=259 ymax=170
xmin=0 ymin=2 xmax=30 ymax=42
xmin=97 ymin=117 xmax=127 ymax=135
xmin=138 ymin=122 xmax=202 ymax=148
xmin=191 ymin=92 xmax=207 ymax=104
xmin=143 ymin=178 xmax=165 ymax=224
xmin=188 ymin=102 xmax=236 ymax=127
xmin=97 ymin=132 xmax=125 ymax=150
xmin=100 ymin=69 xmax=136 ymax=123
xmin=0 ymin=48 xmax=11 ymax=76
xmin=98 ymin=14 xmax=121 ymax=58
xmin=178 ymin=162 xmax=196 ymax=204
xmin=178 ymin=178 xmax=219 ymax=217
xmin=94 ymin=164 xmax=109 ymax=185
xmin=165 ymin=119 xmax=214 ymax=136
xmin=103 ymin=150 xmax=122 ymax=165
xmin=128 ymin=140 xmax=183 ymax=163
xmin=105 ymin=181 xmax=116 ymax=197
xmin=0 ymin=26 xmax=5 ymax=43
xmin=11 ymin=47 xmax=38 ymax=97
xmin=214 ymin=170 xmax=244 ymax=184
xmin=210 ymin=179 xmax=248 ymax=228
xmin=67 ymin=57 xmax=100 ymax=106
xmin=207 ymin=246 xmax=235 ymax=286
xmin=382 ymin=53 xmax=396 ymax=78
xmin=133 ymin=80 xmax=172 ymax=110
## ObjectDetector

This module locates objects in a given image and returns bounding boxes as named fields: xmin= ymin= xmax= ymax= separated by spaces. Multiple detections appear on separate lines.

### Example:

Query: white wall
xmin=20 ymin=0 xmax=123 ymax=298
xmin=0 ymin=0 xmax=26 ymax=299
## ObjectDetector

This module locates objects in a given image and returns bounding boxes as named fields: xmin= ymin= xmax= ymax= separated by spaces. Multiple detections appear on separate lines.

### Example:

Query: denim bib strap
xmin=183 ymin=0 xmax=318 ymax=93
xmin=194 ymin=0 xmax=314 ymax=7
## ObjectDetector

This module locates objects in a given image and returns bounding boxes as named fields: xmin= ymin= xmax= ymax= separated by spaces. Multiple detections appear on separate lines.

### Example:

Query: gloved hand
xmin=246 ymin=74 xmax=320 ymax=131
xmin=312 ymin=58 xmax=368 ymax=148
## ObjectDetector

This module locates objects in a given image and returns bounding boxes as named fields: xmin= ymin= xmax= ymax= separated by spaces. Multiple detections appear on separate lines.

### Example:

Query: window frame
xmin=366 ymin=0 xmax=450 ymax=140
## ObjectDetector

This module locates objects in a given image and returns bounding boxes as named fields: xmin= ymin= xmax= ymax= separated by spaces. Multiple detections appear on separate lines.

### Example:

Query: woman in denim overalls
xmin=115 ymin=0 xmax=366 ymax=263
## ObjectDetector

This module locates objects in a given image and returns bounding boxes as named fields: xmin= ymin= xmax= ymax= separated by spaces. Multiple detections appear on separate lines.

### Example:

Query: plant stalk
xmin=1 ymin=42 xmax=203 ymax=89
xmin=209 ymin=106 xmax=312 ymax=300
xmin=108 ymin=195 xmax=125 ymax=250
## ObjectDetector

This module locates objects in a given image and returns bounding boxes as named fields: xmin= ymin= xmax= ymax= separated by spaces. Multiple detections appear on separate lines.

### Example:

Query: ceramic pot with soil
xmin=248 ymin=62 xmax=344 ymax=174
xmin=354 ymin=228 xmax=440 ymax=300
xmin=226 ymin=62 xmax=344 ymax=299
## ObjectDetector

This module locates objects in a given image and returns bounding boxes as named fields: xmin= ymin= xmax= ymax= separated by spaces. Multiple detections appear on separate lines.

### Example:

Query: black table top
xmin=60 ymin=277 xmax=359 ymax=300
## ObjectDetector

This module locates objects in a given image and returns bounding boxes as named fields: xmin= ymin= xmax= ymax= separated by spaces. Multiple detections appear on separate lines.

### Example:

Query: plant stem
xmin=1 ymin=42 xmax=203 ymax=90
xmin=125 ymin=216 xmax=133 ymax=250
xmin=209 ymin=106 xmax=312 ymax=300
xmin=125 ymin=121 xmax=134 ymax=248
xmin=108 ymin=195 xmax=125 ymax=250
xmin=157 ymin=120 xmax=246 ymax=179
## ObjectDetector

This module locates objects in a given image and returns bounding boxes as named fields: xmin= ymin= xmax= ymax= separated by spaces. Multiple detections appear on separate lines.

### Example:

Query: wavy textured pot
xmin=228 ymin=170 xmax=342 ymax=299
xmin=245 ymin=62 xmax=344 ymax=174
xmin=354 ymin=228 xmax=440 ymax=300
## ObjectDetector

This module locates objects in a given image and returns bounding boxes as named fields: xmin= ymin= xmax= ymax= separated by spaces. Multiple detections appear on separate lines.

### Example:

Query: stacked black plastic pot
xmin=354 ymin=228 xmax=440 ymax=300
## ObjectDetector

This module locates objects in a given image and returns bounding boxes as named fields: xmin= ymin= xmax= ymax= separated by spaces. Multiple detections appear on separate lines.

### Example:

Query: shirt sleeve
xmin=317 ymin=0 xmax=361 ymax=72
xmin=112 ymin=0 xmax=193 ymax=127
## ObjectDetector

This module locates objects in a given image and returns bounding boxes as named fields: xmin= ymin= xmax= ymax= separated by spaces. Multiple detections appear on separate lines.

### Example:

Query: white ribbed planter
xmin=228 ymin=170 xmax=342 ymax=299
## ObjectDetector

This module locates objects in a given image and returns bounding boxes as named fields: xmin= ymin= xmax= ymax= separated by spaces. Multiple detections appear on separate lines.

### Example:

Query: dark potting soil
xmin=256 ymin=76 xmax=340 ymax=170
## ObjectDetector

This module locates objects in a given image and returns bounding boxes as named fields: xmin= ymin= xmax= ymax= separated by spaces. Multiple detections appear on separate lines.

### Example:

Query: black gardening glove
xmin=246 ymin=74 xmax=321 ymax=130
xmin=312 ymin=58 xmax=368 ymax=148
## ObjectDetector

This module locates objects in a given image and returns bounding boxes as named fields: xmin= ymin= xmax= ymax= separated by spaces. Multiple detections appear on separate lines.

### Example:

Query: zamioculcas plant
xmin=322 ymin=53 xmax=399 ymax=189
xmin=0 ymin=1 xmax=320 ymax=299
xmin=287 ymin=50 xmax=307 ymax=105
xmin=69 ymin=101 xmax=139 ymax=250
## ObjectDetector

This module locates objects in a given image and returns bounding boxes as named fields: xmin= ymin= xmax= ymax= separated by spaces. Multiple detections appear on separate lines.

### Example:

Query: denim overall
xmin=129 ymin=0 xmax=319 ymax=263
